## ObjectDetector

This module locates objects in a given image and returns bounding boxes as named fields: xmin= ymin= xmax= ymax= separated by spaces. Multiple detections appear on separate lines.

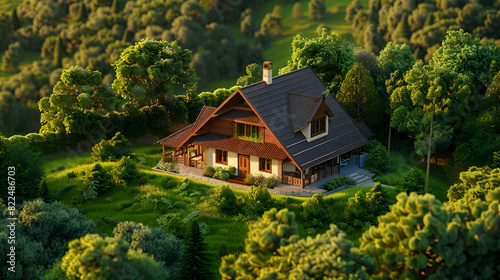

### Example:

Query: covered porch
xmin=281 ymin=151 xmax=362 ymax=188
xmin=162 ymin=144 xmax=206 ymax=169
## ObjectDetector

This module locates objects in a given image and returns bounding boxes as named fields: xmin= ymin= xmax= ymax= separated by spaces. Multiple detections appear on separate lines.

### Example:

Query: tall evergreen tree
xmin=338 ymin=62 xmax=383 ymax=130
xmin=11 ymin=8 xmax=20 ymax=30
xmin=292 ymin=2 xmax=302 ymax=19
xmin=178 ymin=221 xmax=212 ymax=280
xmin=53 ymin=36 xmax=63 ymax=68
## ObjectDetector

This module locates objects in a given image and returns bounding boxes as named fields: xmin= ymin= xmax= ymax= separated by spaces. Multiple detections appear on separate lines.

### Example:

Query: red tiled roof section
xmin=155 ymin=106 xmax=216 ymax=148
xmin=192 ymin=133 xmax=288 ymax=160
xmin=220 ymin=110 xmax=260 ymax=124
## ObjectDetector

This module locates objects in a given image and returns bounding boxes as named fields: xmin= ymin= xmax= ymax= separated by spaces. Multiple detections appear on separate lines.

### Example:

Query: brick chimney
xmin=263 ymin=61 xmax=272 ymax=85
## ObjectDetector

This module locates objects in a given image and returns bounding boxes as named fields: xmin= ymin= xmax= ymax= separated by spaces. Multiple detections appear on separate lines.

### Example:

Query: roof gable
xmin=239 ymin=66 xmax=371 ymax=170
xmin=288 ymin=92 xmax=333 ymax=132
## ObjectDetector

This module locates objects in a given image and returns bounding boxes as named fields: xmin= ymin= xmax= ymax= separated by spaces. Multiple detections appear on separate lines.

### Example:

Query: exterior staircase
xmin=348 ymin=172 xmax=372 ymax=186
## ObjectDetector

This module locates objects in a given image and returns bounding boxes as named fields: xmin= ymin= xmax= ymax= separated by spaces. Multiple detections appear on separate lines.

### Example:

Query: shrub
xmin=322 ymin=175 xmax=357 ymax=190
xmin=82 ymin=180 xmax=99 ymax=201
xmin=83 ymin=163 xmax=113 ymax=194
xmin=156 ymin=159 xmax=179 ymax=173
xmin=111 ymin=156 xmax=140 ymax=187
xmin=396 ymin=166 xmax=424 ymax=194
xmin=246 ymin=173 xmax=265 ymax=186
xmin=157 ymin=214 xmax=185 ymax=239
xmin=364 ymin=140 xmax=391 ymax=175
xmin=66 ymin=171 xmax=77 ymax=179
xmin=262 ymin=175 xmax=280 ymax=189
xmin=212 ymin=185 xmax=240 ymax=216
xmin=91 ymin=132 xmax=133 ymax=162
xmin=302 ymin=194 xmax=331 ymax=227
xmin=213 ymin=169 xmax=230 ymax=180
xmin=113 ymin=221 xmax=182 ymax=266
xmin=245 ymin=185 xmax=274 ymax=216
xmin=203 ymin=165 xmax=215 ymax=177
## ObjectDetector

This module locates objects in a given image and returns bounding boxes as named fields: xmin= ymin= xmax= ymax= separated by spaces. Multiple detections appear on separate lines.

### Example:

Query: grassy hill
xmin=201 ymin=0 xmax=369 ymax=92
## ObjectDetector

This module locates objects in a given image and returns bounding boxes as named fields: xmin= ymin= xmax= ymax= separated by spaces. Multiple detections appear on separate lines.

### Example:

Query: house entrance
xmin=238 ymin=154 xmax=250 ymax=178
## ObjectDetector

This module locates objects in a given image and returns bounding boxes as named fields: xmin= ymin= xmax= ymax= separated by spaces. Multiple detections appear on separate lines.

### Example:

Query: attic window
xmin=311 ymin=117 xmax=326 ymax=137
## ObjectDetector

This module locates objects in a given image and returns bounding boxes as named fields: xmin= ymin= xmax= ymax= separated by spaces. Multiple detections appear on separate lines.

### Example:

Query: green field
xmin=375 ymin=151 xmax=451 ymax=202
xmin=0 ymin=51 xmax=42 ymax=79
xmin=0 ymin=0 xmax=22 ymax=12
xmin=200 ymin=0 xmax=368 ymax=92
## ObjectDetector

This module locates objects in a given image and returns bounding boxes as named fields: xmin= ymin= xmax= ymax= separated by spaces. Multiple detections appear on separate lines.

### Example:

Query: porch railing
xmin=282 ymin=175 xmax=302 ymax=187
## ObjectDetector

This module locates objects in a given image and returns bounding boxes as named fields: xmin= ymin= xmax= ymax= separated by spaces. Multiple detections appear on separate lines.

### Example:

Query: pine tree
xmin=38 ymin=180 xmax=50 ymax=202
xmin=391 ymin=14 xmax=411 ymax=43
xmin=11 ymin=8 xmax=20 ymax=30
xmin=178 ymin=221 xmax=212 ymax=280
xmin=111 ymin=0 xmax=119 ymax=14
xmin=337 ymin=62 xmax=383 ymax=130
xmin=292 ymin=2 xmax=302 ymax=19
xmin=53 ymin=36 xmax=63 ymax=68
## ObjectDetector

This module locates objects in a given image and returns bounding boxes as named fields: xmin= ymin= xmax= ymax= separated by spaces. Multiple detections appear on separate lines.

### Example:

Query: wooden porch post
xmin=162 ymin=146 xmax=166 ymax=162
xmin=301 ymin=170 xmax=305 ymax=189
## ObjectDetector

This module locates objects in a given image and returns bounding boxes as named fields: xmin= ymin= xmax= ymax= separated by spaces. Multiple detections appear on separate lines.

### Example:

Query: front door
xmin=238 ymin=154 xmax=250 ymax=178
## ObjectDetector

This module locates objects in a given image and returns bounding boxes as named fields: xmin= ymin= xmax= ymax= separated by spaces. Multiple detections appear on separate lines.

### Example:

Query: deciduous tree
xmin=112 ymin=39 xmax=198 ymax=109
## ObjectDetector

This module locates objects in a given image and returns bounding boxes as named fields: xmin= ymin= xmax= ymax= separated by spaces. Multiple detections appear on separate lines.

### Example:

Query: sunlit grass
xmin=375 ymin=151 xmax=450 ymax=202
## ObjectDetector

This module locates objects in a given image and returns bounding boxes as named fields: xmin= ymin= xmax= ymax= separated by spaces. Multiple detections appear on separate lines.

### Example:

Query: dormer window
xmin=311 ymin=117 xmax=326 ymax=137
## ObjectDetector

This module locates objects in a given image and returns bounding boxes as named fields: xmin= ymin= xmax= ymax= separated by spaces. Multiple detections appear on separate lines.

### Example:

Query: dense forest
xmin=1 ymin=0 xmax=500 ymax=279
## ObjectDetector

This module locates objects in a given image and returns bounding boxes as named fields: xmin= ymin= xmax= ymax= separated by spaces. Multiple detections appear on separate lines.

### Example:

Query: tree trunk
xmin=387 ymin=113 xmax=392 ymax=157
xmin=425 ymin=111 xmax=434 ymax=194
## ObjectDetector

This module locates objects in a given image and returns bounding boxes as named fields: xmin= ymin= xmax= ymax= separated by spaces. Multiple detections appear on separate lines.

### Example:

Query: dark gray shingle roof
xmin=239 ymin=67 xmax=370 ymax=170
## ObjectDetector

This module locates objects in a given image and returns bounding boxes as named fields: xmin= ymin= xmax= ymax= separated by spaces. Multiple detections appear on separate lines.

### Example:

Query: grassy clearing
xmin=0 ymin=0 xmax=22 ymax=12
xmin=375 ymin=151 xmax=450 ymax=202
xmin=42 ymin=144 xmax=398 ymax=279
xmin=198 ymin=0 xmax=369 ymax=92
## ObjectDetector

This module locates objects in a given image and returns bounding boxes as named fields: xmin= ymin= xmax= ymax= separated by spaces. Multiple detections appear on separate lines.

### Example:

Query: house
xmin=155 ymin=62 xmax=373 ymax=187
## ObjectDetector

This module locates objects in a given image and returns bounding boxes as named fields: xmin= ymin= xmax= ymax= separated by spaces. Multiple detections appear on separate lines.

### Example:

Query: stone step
xmin=355 ymin=177 xmax=372 ymax=186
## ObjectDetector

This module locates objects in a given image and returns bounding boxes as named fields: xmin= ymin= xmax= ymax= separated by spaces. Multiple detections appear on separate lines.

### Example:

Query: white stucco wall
xmin=205 ymin=148 xmax=281 ymax=178
xmin=249 ymin=155 xmax=280 ymax=177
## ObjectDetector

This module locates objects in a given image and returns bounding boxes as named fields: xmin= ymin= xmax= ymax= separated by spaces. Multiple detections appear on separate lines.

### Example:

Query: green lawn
xmin=375 ymin=151 xmax=451 ymax=202
xmin=0 ymin=51 xmax=43 ymax=79
xmin=0 ymin=0 xmax=22 ymax=12
xmin=198 ymin=0 xmax=369 ymax=92
xmin=43 ymin=144 xmax=397 ymax=279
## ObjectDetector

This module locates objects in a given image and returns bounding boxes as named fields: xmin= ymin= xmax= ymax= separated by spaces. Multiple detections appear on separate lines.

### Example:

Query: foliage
xmin=52 ymin=234 xmax=169 ymax=280
xmin=0 ymin=140 xmax=44 ymax=204
xmin=322 ymin=175 xmax=357 ymax=191
xmin=91 ymin=132 xmax=132 ymax=162
xmin=111 ymin=156 xmax=140 ymax=187
xmin=349 ymin=0 xmax=500 ymax=59
xmin=245 ymin=174 xmax=279 ymax=189
xmin=338 ymin=62 xmax=383 ymax=129
xmin=244 ymin=185 xmax=275 ymax=216
xmin=198 ymin=86 xmax=239 ymax=108
xmin=157 ymin=214 xmax=185 ymax=239
xmin=83 ymin=163 xmax=113 ymax=195
xmin=203 ymin=165 xmax=215 ymax=177
xmin=0 ymin=199 xmax=95 ymax=280
xmin=211 ymin=185 xmax=240 ymax=216
xmin=396 ymin=167 xmax=425 ymax=195
xmin=448 ymin=166 xmax=500 ymax=209
xmin=1 ymin=42 xmax=22 ymax=73
xmin=280 ymin=28 xmax=356 ymax=94
xmin=292 ymin=2 xmax=302 ymax=19
xmin=236 ymin=63 xmax=262 ymax=86
xmin=156 ymin=160 xmax=179 ymax=173
xmin=302 ymin=194 xmax=331 ymax=227
xmin=308 ymin=0 xmax=326 ymax=20
xmin=220 ymin=208 xmax=373 ymax=279
xmin=39 ymin=65 xmax=119 ymax=135
xmin=360 ymin=188 xmax=500 ymax=279
xmin=178 ymin=221 xmax=213 ymax=280
xmin=364 ymin=140 xmax=391 ymax=176
xmin=113 ymin=221 xmax=182 ymax=270
xmin=213 ymin=169 xmax=231 ymax=181
xmin=345 ymin=183 xmax=390 ymax=231
xmin=112 ymin=39 xmax=197 ymax=109
xmin=82 ymin=180 xmax=98 ymax=201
